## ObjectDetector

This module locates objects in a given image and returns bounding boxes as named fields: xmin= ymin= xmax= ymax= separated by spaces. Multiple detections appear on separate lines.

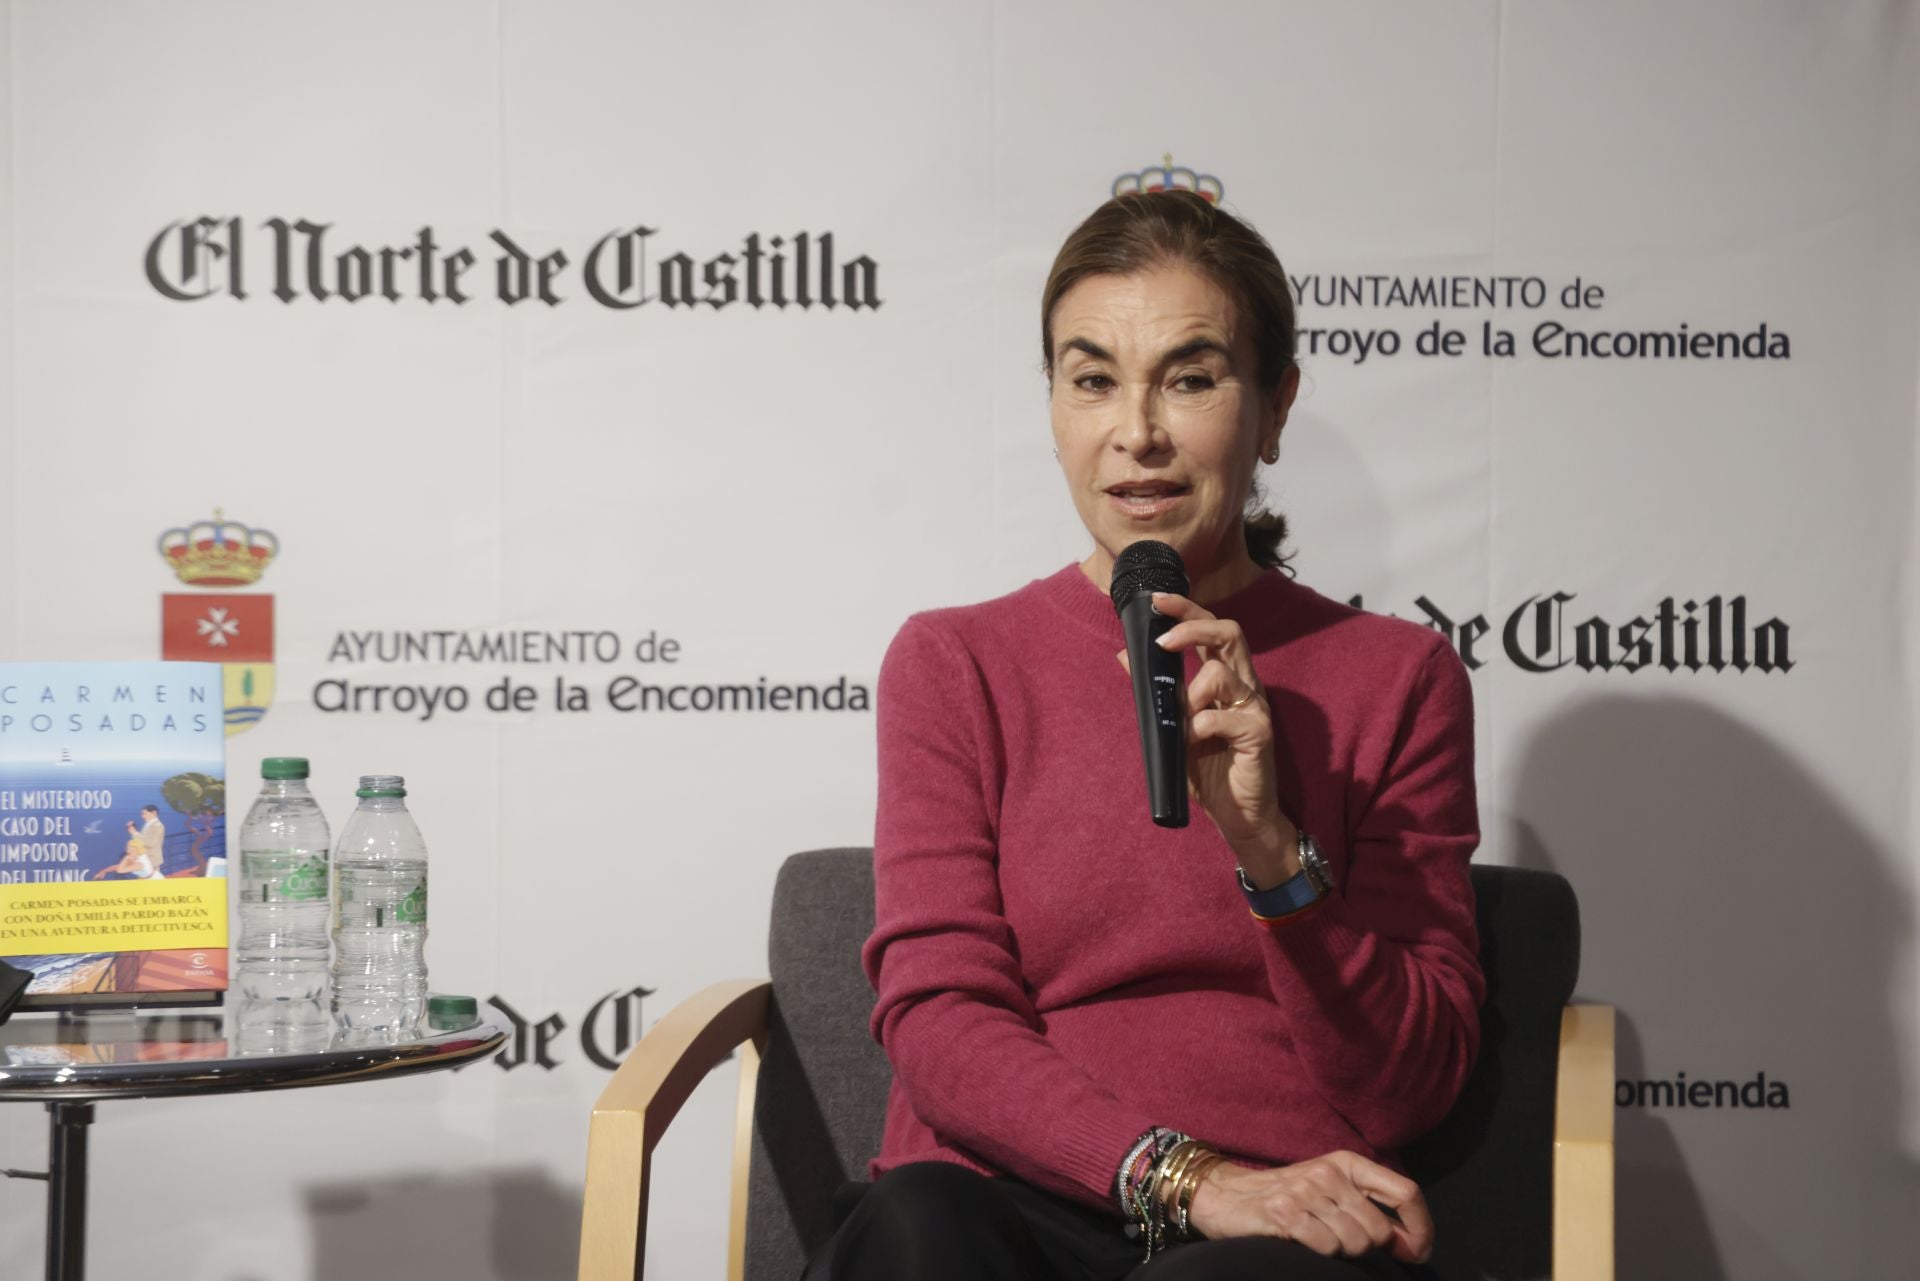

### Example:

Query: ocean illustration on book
xmin=0 ymin=661 xmax=230 ymax=1007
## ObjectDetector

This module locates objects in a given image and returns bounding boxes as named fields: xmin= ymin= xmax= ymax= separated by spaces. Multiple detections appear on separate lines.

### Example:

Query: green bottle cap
xmin=428 ymin=994 xmax=479 ymax=1031
xmin=261 ymin=757 xmax=310 ymax=780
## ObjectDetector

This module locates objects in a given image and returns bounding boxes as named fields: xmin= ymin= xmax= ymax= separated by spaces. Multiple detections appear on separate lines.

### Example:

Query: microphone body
xmin=1111 ymin=541 xmax=1189 ymax=828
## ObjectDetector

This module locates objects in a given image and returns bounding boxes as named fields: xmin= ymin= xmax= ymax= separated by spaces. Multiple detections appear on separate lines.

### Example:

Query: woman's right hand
xmin=1184 ymin=1150 xmax=1434 ymax=1264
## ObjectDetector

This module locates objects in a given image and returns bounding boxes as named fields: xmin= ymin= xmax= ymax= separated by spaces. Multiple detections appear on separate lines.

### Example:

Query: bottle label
xmin=277 ymin=856 xmax=329 ymax=902
xmin=395 ymin=878 xmax=428 ymax=925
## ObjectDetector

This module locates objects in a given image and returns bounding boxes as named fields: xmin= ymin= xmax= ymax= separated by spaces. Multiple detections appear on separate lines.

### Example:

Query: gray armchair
xmin=577 ymin=848 xmax=1613 ymax=1281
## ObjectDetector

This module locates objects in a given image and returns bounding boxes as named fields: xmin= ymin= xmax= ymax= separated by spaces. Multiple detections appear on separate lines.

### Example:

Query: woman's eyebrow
xmin=1059 ymin=336 xmax=1113 ymax=362
xmin=1059 ymin=336 xmax=1231 ymax=364
xmin=1161 ymin=337 xmax=1231 ymax=364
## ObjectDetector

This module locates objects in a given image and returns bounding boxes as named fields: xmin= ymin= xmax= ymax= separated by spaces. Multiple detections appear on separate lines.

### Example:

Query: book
xmin=0 ymin=661 xmax=230 ymax=1008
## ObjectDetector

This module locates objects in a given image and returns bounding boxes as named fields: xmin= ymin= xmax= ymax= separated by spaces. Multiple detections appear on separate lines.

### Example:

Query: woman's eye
xmin=1075 ymin=374 xmax=1114 ymax=392
xmin=1175 ymin=373 xmax=1215 ymax=392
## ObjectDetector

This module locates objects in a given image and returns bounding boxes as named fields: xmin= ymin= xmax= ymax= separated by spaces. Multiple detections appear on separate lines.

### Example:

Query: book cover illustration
xmin=0 ymin=661 xmax=230 ymax=1006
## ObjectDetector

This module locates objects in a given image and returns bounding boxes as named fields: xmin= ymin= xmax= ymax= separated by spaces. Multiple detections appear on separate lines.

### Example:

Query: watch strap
xmin=1236 ymin=833 xmax=1330 ymax=921
xmin=1236 ymin=864 xmax=1322 ymax=919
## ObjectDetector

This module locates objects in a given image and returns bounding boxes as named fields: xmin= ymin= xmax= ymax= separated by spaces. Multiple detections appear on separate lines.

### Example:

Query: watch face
xmin=1299 ymin=836 xmax=1332 ymax=895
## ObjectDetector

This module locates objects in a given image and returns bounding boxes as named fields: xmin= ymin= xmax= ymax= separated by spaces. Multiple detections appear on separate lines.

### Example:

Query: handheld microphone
xmin=1111 ymin=540 xmax=1188 ymax=828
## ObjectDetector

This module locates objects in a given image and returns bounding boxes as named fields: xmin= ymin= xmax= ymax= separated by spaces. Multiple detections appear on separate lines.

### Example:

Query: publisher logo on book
xmin=157 ymin=510 xmax=277 ymax=736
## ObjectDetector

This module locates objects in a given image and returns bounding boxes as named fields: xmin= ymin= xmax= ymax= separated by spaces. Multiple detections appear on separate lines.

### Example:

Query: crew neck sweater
xmin=862 ymin=563 xmax=1483 ymax=1211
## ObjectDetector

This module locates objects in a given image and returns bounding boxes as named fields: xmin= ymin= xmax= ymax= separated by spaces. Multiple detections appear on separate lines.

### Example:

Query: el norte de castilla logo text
xmin=146 ymin=218 xmax=881 ymax=312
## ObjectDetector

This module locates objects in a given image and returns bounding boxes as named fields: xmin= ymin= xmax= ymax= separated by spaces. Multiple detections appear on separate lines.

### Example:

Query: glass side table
xmin=0 ymin=1004 xmax=506 ymax=1281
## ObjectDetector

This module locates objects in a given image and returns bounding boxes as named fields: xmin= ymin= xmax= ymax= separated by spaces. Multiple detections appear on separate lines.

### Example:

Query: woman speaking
xmin=827 ymin=191 xmax=1481 ymax=1280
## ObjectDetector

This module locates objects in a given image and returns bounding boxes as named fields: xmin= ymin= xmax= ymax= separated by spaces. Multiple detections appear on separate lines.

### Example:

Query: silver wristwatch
xmin=1296 ymin=832 xmax=1332 ymax=896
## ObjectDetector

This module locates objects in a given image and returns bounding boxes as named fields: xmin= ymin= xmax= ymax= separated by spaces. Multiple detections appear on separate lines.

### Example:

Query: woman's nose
xmin=1115 ymin=386 xmax=1166 ymax=457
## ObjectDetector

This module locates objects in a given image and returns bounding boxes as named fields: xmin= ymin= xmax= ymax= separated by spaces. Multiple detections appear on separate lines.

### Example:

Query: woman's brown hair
xmin=1041 ymin=191 xmax=1298 ymax=572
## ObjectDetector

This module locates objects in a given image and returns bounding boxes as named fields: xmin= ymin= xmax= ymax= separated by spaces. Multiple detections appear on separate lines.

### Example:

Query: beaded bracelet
xmin=1116 ymin=1126 xmax=1185 ymax=1226
xmin=1114 ymin=1128 xmax=1223 ymax=1259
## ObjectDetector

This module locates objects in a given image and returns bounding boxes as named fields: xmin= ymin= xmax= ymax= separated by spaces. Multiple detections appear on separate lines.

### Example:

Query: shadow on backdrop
xmin=305 ymin=1167 xmax=579 ymax=1281
xmin=1509 ymin=694 xmax=1917 ymax=1281
xmin=1279 ymin=402 xmax=1396 ymax=596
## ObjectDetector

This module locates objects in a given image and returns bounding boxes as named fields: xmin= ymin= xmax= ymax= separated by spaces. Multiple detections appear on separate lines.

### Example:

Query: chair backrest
xmin=742 ymin=850 xmax=1580 ymax=1281
xmin=1404 ymin=864 xmax=1581 ymax=1281
xmin=744 ymin=849 xmax=892 ymax=1281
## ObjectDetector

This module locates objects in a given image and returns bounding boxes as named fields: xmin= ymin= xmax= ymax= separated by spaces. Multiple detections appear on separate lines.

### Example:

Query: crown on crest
xmin=1112 ymin=154 xmax=1223 ymax=203
xmin=157 ymin=509 xmax=279 ymax=587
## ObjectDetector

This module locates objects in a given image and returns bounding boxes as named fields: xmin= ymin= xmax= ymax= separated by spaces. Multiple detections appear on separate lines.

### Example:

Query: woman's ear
xmin=1261 ymin=366 xmax=1300 ymax=461
xmin=1273 ymin=365 xmax=1300 ymax=426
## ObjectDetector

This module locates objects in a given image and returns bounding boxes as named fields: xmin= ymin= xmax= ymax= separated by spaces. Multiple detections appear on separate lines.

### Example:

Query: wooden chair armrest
xmin=578 ymin=978 xmax=772 ymax=1281
xmin=1553 ymin=1003 xmax=1615 ymax=1281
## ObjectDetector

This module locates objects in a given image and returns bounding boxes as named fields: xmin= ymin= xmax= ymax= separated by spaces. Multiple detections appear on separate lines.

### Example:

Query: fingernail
xmin=1154 ymin=634 xmax=1173 ymax=648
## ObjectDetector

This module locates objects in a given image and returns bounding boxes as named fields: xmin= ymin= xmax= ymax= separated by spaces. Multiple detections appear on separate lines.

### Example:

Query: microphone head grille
xmin=1110 ymin=540 xmax=1189 ymax=611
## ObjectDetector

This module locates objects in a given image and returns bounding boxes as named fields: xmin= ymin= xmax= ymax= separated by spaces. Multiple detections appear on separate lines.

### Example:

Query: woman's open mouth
xmin=1105 ymin=481 xmax=1190 ymax=519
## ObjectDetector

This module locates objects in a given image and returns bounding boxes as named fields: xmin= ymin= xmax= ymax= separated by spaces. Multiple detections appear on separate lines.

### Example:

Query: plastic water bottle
xmin=236 ymin=758 xmax=332 ymax=1005
xmin=331 ymin=774 xmax=429 ymax=1038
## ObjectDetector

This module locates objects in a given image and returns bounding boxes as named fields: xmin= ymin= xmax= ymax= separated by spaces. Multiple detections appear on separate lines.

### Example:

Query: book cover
xmin=0 ymin=661 xmax=229 ymax=1007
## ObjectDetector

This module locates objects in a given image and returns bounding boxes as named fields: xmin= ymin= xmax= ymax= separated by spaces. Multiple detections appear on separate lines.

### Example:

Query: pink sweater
xmin=862 ymin=564 xmax=1483 ymax=1210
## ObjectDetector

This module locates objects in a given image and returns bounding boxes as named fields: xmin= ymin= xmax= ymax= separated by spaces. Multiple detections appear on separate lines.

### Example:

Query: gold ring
xmin=1220 ymin=688 xmax=1258 ymax=711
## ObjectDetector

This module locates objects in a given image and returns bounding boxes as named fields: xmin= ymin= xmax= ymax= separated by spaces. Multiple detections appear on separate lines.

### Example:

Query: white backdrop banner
xmin=1 ymin=3 xmax=1917 ymax=1279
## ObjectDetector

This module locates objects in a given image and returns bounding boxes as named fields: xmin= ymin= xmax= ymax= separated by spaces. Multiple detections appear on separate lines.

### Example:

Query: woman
xmin=829 ymin=192 xmax=1481 ymax=1280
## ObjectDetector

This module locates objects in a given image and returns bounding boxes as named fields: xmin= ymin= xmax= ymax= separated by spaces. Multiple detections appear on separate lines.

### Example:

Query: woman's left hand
xmin=1120 ymin=591 xmax=1300 ymax=882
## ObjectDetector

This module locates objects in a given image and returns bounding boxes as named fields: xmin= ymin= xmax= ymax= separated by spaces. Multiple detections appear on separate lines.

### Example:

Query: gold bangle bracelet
xmin=1152 ymin=1144 xmax=1213 ymax=1236
xmin=1155 ymin=1142 xmax=1200 ymax=1202
xmin=1174 ymin=1152 xmax=1222 ymax=1239
xmin=1149 ymin=1141 xmax=1197 ymax=1255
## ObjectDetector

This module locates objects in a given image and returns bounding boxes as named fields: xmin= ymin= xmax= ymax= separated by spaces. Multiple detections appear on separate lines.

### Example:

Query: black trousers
xmin=810 ymin=1161 xmax=1422 ymax=1281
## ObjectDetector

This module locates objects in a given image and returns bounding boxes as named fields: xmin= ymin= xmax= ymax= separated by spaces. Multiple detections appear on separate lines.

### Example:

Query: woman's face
xmin=1049 ymin=263 xmax=1297 ymax=598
